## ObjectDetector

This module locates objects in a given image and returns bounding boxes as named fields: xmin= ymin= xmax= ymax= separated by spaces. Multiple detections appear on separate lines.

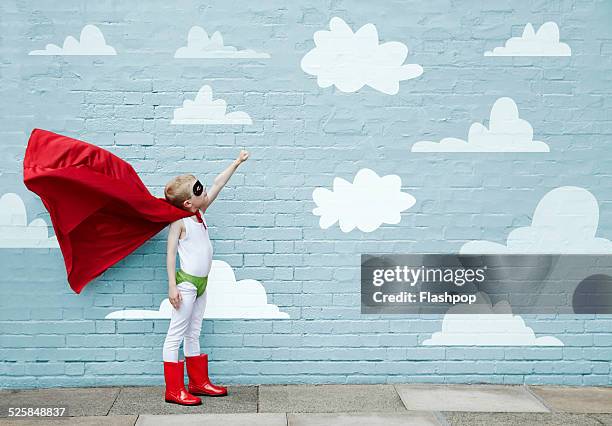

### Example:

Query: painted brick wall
xmin=1 ymin=0 xmax=612 ymax=388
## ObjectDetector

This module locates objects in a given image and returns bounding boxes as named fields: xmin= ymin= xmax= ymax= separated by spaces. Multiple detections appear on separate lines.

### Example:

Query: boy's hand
xmin=169 ymin=285 xmax=182 ymax=309
xmin=236 ymin=150 xmax=249 ymax=164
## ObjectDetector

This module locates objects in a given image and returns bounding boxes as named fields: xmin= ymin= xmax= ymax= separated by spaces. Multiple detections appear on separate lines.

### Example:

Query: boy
xmin=161 ymin=149 xmax=249 ymax=406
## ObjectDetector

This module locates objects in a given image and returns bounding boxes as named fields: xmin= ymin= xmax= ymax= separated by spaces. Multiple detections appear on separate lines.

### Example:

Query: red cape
xmin=23 ymin=128 xmax=194 ymax=294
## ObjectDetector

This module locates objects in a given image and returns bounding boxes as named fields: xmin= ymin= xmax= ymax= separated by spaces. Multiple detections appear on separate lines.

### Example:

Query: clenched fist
xmin=236 ymin=150 xmax=249 ymax=164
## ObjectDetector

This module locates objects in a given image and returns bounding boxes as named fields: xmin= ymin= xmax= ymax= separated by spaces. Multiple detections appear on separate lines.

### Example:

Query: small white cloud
xmin=461 ymin=186 xmax=612 ymax=254
xmin=28 ymin=24 xmax=117 ymax=56
xmin=312 ymin=168 xmax=416 ymax=233
xmin=0 ymin=193 xmax=59 ymax=248
xmin=105 ymin=260 xmax=289 ymax=319
xmin=301 ymin=17 xmax=423 ymax=95
xmin=485 ymin=22 xmax=571 ymax=57
xmin=412 ymin=97 xmax=549 ymax=152
xmin=175 ymin=26 xmax=270 ymax=59
xmin=423 ymin=293 xmax=564 ymax=346
xmin=171 ymin=85 xmax=252 ymax=125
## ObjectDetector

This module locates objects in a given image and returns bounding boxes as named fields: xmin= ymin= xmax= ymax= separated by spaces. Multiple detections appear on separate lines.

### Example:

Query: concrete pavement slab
xmin=0 ymin=415 xmax=137 ymax=426
xmin=591 ymin=414 xmax=612 ymax=425
xmin=0 ymin=387 xmax=120 ymax=417
xmin=395 ymin=384 xmax=549 ymax=412
xmin=107 ymin=385 xmax=257 ymax=415
xmin=528 ymin=386 xmax=612 ymax=413
xmin=441 ymin=412 xmax=602 ymax=426
xmin=135 ymin=413 xmax=286 ymax=426
xmin=288 ymin=412 xmax=441 ymax=426
xmin=259 ymin=384 xmax=407 ymax=413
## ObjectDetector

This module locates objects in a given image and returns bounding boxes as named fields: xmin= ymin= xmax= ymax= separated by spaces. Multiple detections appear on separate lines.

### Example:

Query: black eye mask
xmin=193 ymin=179 xmax=204 ymax=196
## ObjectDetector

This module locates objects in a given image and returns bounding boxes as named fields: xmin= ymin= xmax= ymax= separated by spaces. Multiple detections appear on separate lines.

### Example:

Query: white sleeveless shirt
xmin=177 ymin=211 xmax=213 ymax=277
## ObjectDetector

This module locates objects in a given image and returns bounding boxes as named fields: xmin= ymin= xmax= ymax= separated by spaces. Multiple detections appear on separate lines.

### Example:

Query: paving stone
xmin=395 ymin=384 xmax=549 ymax=412
xmin=0 ymin=415 xmax=136 ymax=426
xmin=0 ymin=387 xmax=120 ymax=417
xmin=590 ymin=413 xmax=612 ymax=425
xmin=259 ymin=384 xmax=406 ymax=413
xmin=107 ymin=385 xmax=257 ymax=415
xmin=528 ymin=386 xmax=612 ymax=413
xmin=136 ymin=413 xmax=286 ymax=426
xmin=288 ymin=411 xmax=441 ymax=426
xmin=441 ymin=412 xmax=602 ymax=426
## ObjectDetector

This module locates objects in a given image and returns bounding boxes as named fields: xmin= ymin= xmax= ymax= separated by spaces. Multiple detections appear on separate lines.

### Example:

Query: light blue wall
xmin=1 ymin=0 xmax=611 ymax=388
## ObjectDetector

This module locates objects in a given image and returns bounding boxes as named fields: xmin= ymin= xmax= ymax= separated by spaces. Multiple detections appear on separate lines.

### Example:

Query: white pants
xmin=162 ymin=282 xmax=208 ymax=362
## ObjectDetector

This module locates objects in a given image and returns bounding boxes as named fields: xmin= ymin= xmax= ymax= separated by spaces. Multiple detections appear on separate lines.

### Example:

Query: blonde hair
xmin=164 ymin=173 xmax=196 ymax=209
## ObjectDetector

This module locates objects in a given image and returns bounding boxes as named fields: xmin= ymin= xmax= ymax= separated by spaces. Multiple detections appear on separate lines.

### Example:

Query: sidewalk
xmin=1 ymin=384 xmax=611 ymax=425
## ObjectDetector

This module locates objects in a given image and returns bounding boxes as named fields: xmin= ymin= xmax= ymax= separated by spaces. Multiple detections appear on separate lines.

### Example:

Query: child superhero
xmin=23 ymin=128 xmax=248 ymax=405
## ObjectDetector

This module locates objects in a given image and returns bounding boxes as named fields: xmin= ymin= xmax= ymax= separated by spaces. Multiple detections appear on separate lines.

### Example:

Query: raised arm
xmin=202 ymin=150 xmax=249 ymax=211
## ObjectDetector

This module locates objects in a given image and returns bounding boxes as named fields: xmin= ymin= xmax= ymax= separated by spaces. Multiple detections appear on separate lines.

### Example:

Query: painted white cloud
xmin=485 ymin=22 xmax=571 ymax=57
xmin=312 ymin=168 xmax=416 ymax=233
xmin=300 ymin=17 xmax=423 ymax=95
xmin=0 ymin=193 xmax=59 ymax=248
xmin=411 ymin=97 xmax=549 ymax=152
xmin=175 ymin=26 xmax=270 ymax=59
xmin=423 ymin=293 xmax=563 ymax=346
xmin=171 ymin=85 xmax=252 ymax=125
xmin=105 ymin=260 xmax=289 ymax=319
xmin=461 ymin=186 xmax=612 ymax=254
xmin=105 ymin=299 xmax=174 ymax=320
xmin=29 ymin=24 xmax=116 ymax=55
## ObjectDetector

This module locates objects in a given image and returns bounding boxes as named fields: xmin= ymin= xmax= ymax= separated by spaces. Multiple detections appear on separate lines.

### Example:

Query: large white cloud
xmin=312 ymin=168 xmax=416 ymax=233
xmin=175 ymin=26 xmax=270 ymax=59
xmin=423 ymin=293 xmax=563 ymax=346
xmin=105 ymin=260 xmax=289 ymax=319
xmin=0 ymin=193 xmax=59 ymax=248
xmin=411 ymin=97 xmax=549 ymax=152
xmin=461 ymin=186 xmax=612 ymax=254
xmin=106 ymin=299 xmax=175 ymax=319
xmin=29 ymin=24 xmax=116 ymax=55
xmin=300 ymin=17 xmax=423 ymax=95
xmin=485 ymin=22 xmax=571 ymax=57
xmin=171 ymin=85 xmax=252 ymax=125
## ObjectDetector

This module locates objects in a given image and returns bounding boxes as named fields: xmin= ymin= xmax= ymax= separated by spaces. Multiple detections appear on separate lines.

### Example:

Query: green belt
xmin=176 ymin=269 xmax=208 ymax=298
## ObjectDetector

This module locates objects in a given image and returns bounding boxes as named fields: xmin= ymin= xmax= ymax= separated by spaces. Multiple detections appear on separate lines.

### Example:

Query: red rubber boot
xmin=164 ymin=360 xmax=202 ymax=405
xmin=185 ymin=354 xmax=228 ymax=396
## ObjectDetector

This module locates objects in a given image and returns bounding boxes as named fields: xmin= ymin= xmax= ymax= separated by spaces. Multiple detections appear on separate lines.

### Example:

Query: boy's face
xmin=182 ymin=177 xmax=208 ymax=211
